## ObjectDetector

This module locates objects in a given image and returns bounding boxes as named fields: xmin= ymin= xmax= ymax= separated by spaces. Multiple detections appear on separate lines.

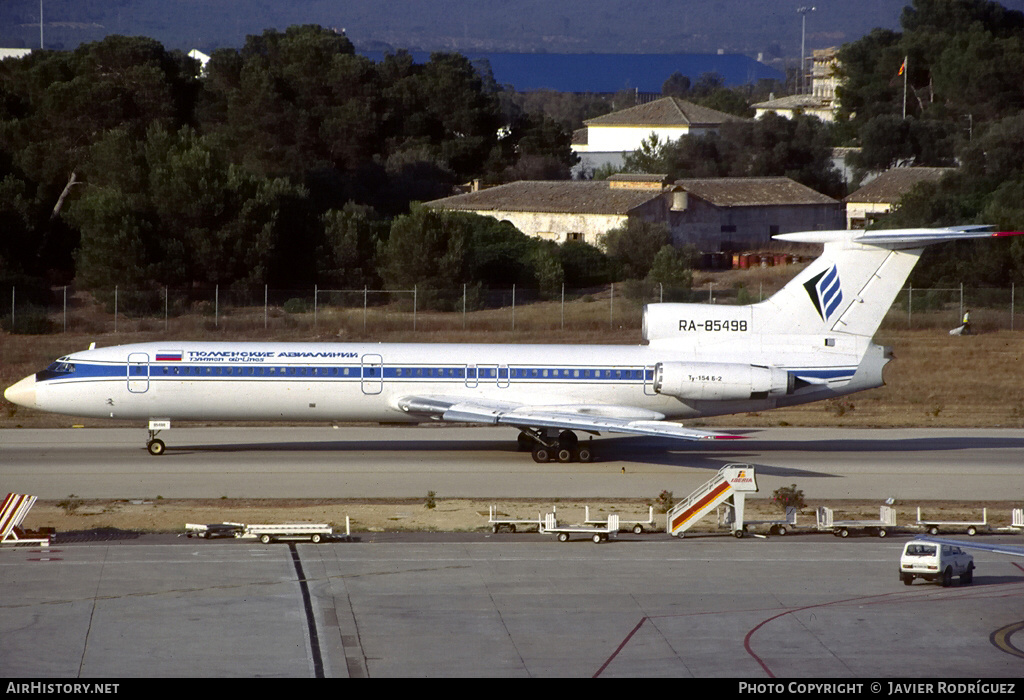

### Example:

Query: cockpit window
xmin=37 ymin=362 xmax=76 ymax=381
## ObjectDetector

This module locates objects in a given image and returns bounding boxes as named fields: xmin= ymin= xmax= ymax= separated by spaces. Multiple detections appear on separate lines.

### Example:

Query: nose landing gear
xmin=146 ymin=420 xmax=170 ymax=456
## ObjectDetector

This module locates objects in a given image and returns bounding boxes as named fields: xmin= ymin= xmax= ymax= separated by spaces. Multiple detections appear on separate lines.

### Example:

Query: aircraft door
xmin=361 ymin=354 xmax=383 ymax=395
xmin=477 ymin=364 xmax=507 ymax=388
xmin=643 ymin=365 xmax=658 ymax=395
xmin=127 ymin=353 xmax=150 ymax=393
xmin=464 ymin=365 xmax=478 ymax=388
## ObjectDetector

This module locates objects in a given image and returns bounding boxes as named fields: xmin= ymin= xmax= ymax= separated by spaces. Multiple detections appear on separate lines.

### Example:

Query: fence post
xmin=609 ymin=283 xmax=614 ymax=329
xmin=907 ymin=284 xmax=912 ymax=329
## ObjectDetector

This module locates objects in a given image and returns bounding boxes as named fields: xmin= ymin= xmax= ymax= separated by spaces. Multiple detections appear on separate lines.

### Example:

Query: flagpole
xmin=902 ymin=55 xmax=908 ymax=120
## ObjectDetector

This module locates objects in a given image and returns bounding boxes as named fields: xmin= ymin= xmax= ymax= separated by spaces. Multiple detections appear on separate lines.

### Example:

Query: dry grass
xmin=19 ymin=497 xmax=1020 ymax=536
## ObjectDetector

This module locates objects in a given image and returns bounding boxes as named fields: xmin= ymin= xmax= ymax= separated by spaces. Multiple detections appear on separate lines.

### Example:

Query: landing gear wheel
xmin=557 ymin=448 xmax=574 ymax=463
xmin=147 ymin=439 xmax=166 ymax=456
xmin=576 ymin=446 xmax=594 ymax=463
xmin=532 ymin=446 xmax=553 ymax=463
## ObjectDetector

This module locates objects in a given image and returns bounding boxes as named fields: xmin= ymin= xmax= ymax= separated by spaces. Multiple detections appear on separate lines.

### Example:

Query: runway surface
xmin=2 ymin=425 xmax=1023 ymax=500
xmin=2 ymin=533 xmax=1023 ymax=678
xmin=3 ymin=425 xmax=1024 ymax=679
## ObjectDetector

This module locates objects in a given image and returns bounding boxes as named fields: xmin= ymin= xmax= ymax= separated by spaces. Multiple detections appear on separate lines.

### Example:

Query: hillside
xmin=0 ymin=0 xmax=923 ymax=57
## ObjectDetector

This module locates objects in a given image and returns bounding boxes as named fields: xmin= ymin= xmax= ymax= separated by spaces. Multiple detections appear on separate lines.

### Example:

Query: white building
xmin=0 ymin=49 xmax=32 ymax=61
xmin=753 ymin=47 xmax=840 ymax=122
xmin=572 ymin=97 xmax=746 ymax=177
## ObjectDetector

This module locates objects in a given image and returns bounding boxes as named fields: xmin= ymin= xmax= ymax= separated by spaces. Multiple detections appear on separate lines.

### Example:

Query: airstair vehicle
xmin=915 ymin=507 xmax=989 ymax=536
xmin=666 ymin=464 xmax=759 ymax=538
xmin=1 ymin=493 xmax=51 ymax=547
xmin=817 ymin=505 xmax=896 ymax=538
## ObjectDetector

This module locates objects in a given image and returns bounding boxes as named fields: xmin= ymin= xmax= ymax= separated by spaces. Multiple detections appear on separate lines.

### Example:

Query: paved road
xmin=2 ymin=533 xmax=1022 ymax=678
xmin=2 ymin=426 xmax=1023 ymax=500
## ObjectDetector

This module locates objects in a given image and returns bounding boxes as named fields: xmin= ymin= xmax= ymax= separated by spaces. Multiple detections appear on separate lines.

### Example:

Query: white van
xmin=899 ymin=540 xmax=974 ymax=586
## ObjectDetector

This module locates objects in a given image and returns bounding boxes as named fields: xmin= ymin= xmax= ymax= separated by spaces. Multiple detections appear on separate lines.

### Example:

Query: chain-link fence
xmin=4 ymin=282 xmax=1024 ymax=336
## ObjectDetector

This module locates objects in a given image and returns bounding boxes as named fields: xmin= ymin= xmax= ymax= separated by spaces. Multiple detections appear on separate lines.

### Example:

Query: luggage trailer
xmin=185 ymin=521 xmax=343 ymax=543
xmin=540 ymin=512 xmax=620 ymax=543
xmin=916 ymin=507 xmax=989 ymax=536
xmin=585 ymin=506 xmax=655 ymax=534
xmin=487 ymin=505 xmax=553 ymax=533
xmin=816 ymin=506 xmax=896 ymax=538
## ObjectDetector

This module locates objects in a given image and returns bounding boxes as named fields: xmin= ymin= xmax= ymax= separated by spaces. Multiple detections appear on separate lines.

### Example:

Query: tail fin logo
xmin=803 ymin=264 xmax=843 ymax=321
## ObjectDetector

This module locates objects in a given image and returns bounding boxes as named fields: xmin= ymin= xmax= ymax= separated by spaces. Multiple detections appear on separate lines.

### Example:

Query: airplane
xmin=4 ymin=225 xmax=1019 ymax=461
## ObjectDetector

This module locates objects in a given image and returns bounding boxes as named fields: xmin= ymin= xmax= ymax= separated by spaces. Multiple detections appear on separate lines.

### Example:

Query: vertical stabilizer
xmin=753 ymin=240 xmax=921 ymax=338
xmin=756 ymin=226 xmax=1016 ymax=339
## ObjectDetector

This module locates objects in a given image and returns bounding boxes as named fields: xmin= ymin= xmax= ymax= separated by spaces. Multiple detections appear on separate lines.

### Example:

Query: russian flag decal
xmin=155 ymin=351 xmax=183 ymax=362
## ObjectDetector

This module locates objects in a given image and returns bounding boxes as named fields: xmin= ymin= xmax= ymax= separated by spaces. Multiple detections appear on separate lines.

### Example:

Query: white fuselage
xmin=18 ymin=336 xmax=882 ymax=424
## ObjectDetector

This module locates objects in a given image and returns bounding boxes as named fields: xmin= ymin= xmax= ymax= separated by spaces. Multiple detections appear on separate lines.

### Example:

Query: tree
xmin=68 ymin=125 xmax=310 ymax=293
xmin=600 ymin=220 xmax=672 ymax=280
xmin=662 ymin=71 xmax=691 ymax=97
xmin=624 ymin=114 xmax=843 ymax=198
xmin=317 ymin=203 xmax=388 ymax=289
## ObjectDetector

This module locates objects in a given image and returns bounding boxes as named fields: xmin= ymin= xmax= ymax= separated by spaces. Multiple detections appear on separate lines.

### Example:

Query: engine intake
xmin=654 ymin=362 xmax=793 ymax=401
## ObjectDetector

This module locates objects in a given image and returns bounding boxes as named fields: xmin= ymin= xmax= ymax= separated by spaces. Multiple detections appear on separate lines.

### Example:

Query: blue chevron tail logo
xmin=803 ymin=264 xmax=843 ymax=321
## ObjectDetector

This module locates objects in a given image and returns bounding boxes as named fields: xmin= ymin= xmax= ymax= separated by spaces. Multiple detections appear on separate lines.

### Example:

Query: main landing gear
xmin=518 ymin=429 xmax=595 ymax=463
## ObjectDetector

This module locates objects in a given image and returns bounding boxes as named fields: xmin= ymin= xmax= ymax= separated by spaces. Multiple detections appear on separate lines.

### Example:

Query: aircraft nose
xmin=4 ymin=374 xmax=37 ymax=409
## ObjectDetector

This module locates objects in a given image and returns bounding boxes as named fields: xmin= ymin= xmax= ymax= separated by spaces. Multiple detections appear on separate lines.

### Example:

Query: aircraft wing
xmin=396 ymin=396 xmax=743 ymax=441
xmin=916 ymin=536 xmax=1024 ymax=558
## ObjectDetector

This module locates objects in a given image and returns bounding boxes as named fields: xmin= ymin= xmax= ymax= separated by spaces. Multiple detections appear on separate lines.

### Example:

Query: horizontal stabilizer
xmin=775 ymin=226 xmax=1023 ymax=249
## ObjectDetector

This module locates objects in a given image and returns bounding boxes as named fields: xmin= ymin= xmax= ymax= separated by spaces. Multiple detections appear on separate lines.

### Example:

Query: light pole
xmin=798 ymin=6 xmax=816 ymax=95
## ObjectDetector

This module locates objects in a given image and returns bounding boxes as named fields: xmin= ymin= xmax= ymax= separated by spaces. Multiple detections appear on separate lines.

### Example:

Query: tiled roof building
xmin=427 ymin=176 xmax=843 ymax=251
xmin=844 ymin=167 xmax=953 ymax=229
